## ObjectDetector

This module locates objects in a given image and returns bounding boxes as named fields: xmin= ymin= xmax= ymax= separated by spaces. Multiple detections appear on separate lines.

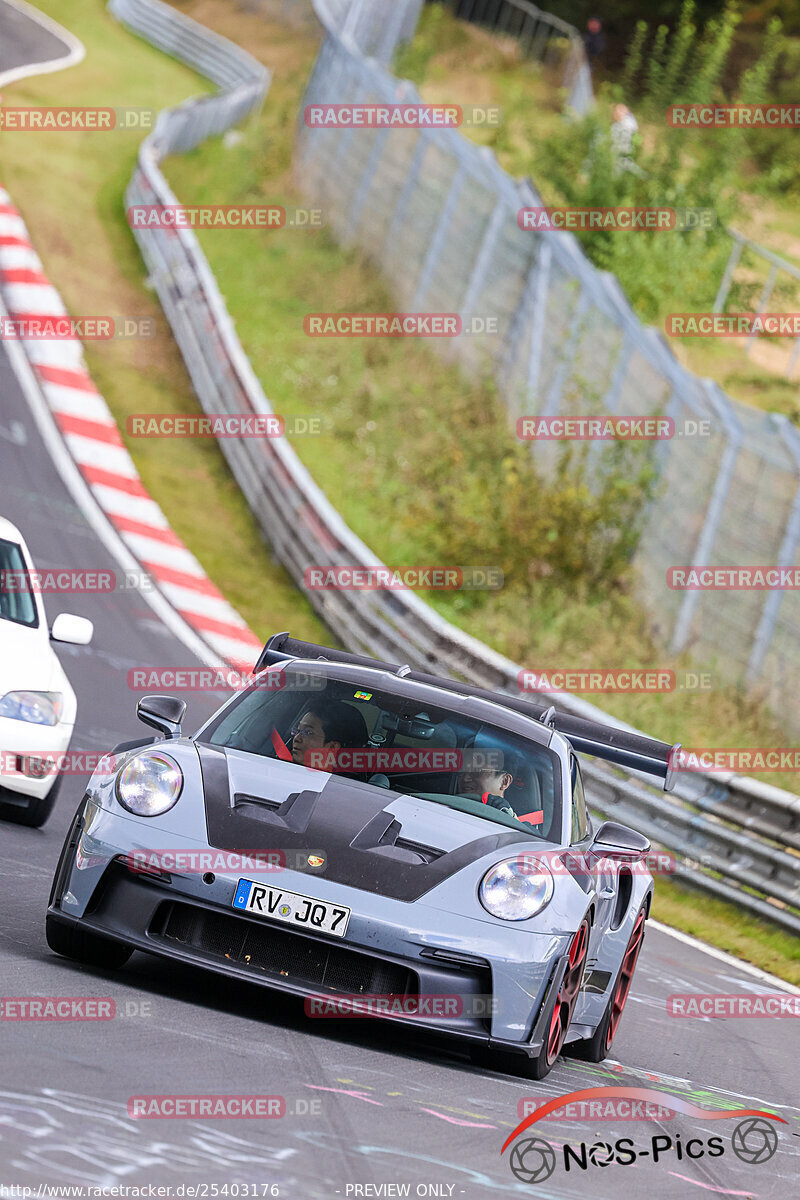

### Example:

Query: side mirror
xmin=51 ymin=613 xmax=94 ymax=646
xmin=137 ymin=694 xmax=186 ymax=739
xmin=591 ymin=820 xmax=651 ymax=860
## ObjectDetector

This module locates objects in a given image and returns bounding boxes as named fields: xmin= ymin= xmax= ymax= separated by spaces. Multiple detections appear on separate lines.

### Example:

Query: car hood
xmin=0 ymin=617 xmax=66 ymax=695
xmin=196 ymin=742 xmax=540 ymax=902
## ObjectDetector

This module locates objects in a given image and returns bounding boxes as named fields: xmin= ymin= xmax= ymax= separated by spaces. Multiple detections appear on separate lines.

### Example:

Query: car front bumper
xmin=49 ymin=796 xmax=578 ymax=1056
xmin=0 ymin=715 xmax=73 ymax=801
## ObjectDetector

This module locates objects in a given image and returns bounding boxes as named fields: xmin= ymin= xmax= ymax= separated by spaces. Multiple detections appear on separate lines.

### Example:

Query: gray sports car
xmin=47 ymin=634 xmax=679 ymax=1079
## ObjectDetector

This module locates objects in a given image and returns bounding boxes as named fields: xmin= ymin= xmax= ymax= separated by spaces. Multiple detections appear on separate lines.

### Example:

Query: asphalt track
xmin=0 ymin=6 xmax=799 ymax=1199
xmin=0 ymin=0 xmax=80 ymax=83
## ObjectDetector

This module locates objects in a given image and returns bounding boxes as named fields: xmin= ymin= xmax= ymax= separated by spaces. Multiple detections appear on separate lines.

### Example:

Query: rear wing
xmin=254 ymin=633 xmax=680 ymax=792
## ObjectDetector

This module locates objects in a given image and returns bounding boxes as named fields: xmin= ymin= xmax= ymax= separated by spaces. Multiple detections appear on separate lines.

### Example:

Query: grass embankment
xmin=3 ymin=0 xmax=796 ymax=979
xmin=0 ymin=0 xmax=327 ymax=643
xmin=651 ymin=882 xmax=800 ymax=988
xmin=395 ymin=4 xmax=800 ymax=417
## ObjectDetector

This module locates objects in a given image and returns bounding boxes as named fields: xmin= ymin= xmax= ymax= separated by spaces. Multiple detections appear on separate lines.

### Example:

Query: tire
xmin=470 ymin=917 xmax=591 ymax=1081
xmin=568 ymin=905 xmax=646 ymax=1063
xmin=0 ymin=772 xmax=62 ymax=828
xmin=46 ymin=914 xmax=134 ymax=970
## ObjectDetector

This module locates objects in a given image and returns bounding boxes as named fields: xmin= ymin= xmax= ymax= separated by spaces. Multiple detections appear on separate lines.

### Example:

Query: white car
xmin=0 ymin=516 xmax=93 ymax=827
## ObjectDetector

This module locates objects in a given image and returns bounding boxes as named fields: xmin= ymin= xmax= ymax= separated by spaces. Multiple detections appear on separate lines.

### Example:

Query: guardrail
xmin=442 ymin=0 xmax=593 ymax=115
xmin=109 ymin=0 xmax=800 ymax=934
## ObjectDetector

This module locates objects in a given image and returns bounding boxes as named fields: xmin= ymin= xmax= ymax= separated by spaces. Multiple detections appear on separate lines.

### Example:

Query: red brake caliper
xmin=546 ymin=919 xmax=590 ymax=1066
xmin=605 ymin=909 xmax=646 ymax=1051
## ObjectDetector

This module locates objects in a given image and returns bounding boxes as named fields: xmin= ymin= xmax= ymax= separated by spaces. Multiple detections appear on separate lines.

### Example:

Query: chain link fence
xmin=294 ymin=0 xmax=800 ymax=737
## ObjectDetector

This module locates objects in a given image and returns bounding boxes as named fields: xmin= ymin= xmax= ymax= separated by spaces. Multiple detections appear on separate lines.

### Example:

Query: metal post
xmin=787 ymin=335 xmax=800 ymax=380
xmin=670 ymin=384 xmax=742 ymax=653
xmin=531 ymin=17 xmax=551 ymax=60
xmin=410 ymin=161 xmax=467 ymax=311
xmin=459 ymin=194 xmax=508 ymax=322
xmin=712 ymin=235 xmax=744 ymax=312
xmin=382 ymin=130 xmax=429 ymax=257
xmin=582 ymin=329 xmax=633 ymax=478
xmin=744 ymin=263 xmax=779 ymax=357
xmin=341 ymin=0 xmax=368 ymax=44
xmin=746 ymin=417 xmax=800 ymax=683
xmin=540 ymin=287 xmax=590 ymax=417
xmin=376 ymin=0 xmax=410 ymax=63
xmin=346 ymin=124 xmax=392 ymax=240
xmin=526 ymin=240 xmax=553 ymax=406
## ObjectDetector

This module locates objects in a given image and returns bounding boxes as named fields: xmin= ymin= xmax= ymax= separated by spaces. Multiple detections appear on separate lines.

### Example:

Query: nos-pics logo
xmin=501 ymin=1088 xmax=783 ymax=1184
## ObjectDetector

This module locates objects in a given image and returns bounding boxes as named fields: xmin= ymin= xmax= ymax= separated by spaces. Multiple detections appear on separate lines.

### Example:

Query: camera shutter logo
xmin=731 ymin=1118 xmax=778 ymax=1164
xmin=509 ymin=1137 xmax=556 ymax=1184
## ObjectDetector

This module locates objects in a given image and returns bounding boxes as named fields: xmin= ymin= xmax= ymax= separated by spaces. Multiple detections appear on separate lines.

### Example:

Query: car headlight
xmin=0 ymin=691 xmax=63 ymax=726
xmin=479 ymin=857 xmax=553 ymax=921
xmin=115 ymin=751 xmax=183 ymax=817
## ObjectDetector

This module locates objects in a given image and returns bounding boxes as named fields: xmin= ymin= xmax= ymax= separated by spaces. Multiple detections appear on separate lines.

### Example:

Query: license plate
xmin=233 ymin=879 xmax=350 ymax=937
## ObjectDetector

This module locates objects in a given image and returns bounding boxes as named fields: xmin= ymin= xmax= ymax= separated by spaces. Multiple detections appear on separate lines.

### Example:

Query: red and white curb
xmin=0 ymin=182 xmax=262 ymax=670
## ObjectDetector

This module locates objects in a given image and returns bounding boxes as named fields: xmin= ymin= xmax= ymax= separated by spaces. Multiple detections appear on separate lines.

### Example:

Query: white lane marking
xmin=200 ymin=629 xmax=262 ymax=666
xmin=0 ymin=290 xmax=224 ymax=670
xmin=0 ymin=245 xmax=43 ymax=270
xmin=650 ymin=919 xmax=800 ymax=994
xmin=0 ymin=212 xmax=28 ymax=237
xmin=157 ymin=579 xmax=243 ymax=621
xmin=45 ymin=385 xmax=113 ymax=423
xmin=61 ymin=432 xmax=137 ymax=478
xmin=19 ymin=337 xmax=84 ymax=368
xmin=0 ymin=0 xmax=85 ymax=87
xmin=121 ymin=529 xmax=206 ymax=574
xmin=88 ymin=482 xmax=172 ymax=527
xmin=0 ymin=418 xmax=26 ymax=444
xmin=3 ymin=279 xmax=66 ymax=312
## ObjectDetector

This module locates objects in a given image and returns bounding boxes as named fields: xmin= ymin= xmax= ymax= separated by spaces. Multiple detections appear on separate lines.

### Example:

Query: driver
xmin=289 ymin=700 xmax=368 ymax=768
xmin=459 ymin=754 xmax=519 ymax=820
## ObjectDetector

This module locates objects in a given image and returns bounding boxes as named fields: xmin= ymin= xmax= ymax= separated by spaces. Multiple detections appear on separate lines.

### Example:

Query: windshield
xmin=0 ymin=538 xmax=38 ymax=628
xmin=202 ymin=665 xmax=562 ymax=840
